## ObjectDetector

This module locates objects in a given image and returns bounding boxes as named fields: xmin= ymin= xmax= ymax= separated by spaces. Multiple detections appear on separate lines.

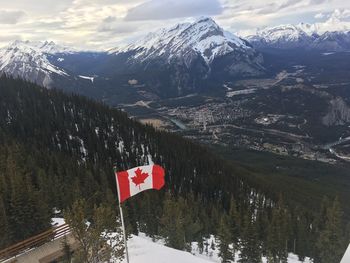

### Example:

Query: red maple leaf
xmin=131 ymin=168 xmax=149 ymax=189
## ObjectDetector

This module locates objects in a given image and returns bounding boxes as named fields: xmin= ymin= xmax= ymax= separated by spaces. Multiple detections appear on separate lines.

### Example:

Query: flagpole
xmin=119 ymin=202 xmax=130 ymax=263
xmin=114 ymin=166 xmax=130 ymax=263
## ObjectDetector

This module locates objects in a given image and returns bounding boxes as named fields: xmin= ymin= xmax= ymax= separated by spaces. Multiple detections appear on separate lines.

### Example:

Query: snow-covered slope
xmin=0 ymin=40 xmax=75 ymax=87
xmin=124 ymin=234 xmax=209 ymax=263
xmin=124 ymin=233 xmax=311 ymax=263
xmin=247 ymin=23 xmax=350 ymax=51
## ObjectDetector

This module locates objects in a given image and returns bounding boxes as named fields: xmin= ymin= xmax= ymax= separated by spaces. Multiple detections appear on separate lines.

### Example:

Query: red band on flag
xmin=152 ymin=165 xmax=165 ymax=190
xmin=116 ymin=171 xmax=130 ymax=203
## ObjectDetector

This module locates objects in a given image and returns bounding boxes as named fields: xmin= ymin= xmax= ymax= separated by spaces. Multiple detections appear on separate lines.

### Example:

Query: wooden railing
xmin=0 ymin=224 xmax=70 ymax=261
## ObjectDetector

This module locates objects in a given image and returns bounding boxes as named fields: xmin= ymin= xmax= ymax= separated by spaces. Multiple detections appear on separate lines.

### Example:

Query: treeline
xmin=0 ymin=76 xmax=348 ymax=262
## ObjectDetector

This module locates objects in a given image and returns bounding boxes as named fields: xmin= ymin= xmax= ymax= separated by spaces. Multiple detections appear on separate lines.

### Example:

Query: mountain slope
xmin=0 ymin=76 xmax=257 ymax=247
xmin=107 ymin=17 xmax=264 ymax=97
xmin=312 ymin=31 xmax=350 ymax=51
xmin=0 ymin=40 xmax=75 ymax=87
xmin=0 ymin=76 xmax=347 ymax=262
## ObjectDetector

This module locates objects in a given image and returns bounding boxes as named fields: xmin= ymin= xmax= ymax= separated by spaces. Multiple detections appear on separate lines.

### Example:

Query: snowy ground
xmin=122 ymin=234 xmax=208 ymax=263
xmin=123 ymin=234 xmax=311 ymax=263
xmin=341 ymin=244 xmax=350 ymax=263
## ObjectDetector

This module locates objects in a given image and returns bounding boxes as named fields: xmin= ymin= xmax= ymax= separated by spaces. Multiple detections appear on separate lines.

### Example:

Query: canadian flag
xmin=115 ymin=164 xmax=165 ymax=203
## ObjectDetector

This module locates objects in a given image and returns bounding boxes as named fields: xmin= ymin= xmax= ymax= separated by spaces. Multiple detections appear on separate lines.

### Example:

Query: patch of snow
xmin=6 ymin=110 xmax=12 ymax=124
xmin=51 ymin=218 xmax=65 ymax=227
xmin=79 ymin=75 xmax=95 ymax=83
xmin=226 ymin=88 xmax=257 ymax=97
xmin=53 ymin=208 xmax=61 ymax=215
xmin=77 ymin=137 xmax=87 ymax=161
xmin=147 ymin=154 xmax=154 ymax=165
xmin=118 ymin=140 xmax=124 ymax=153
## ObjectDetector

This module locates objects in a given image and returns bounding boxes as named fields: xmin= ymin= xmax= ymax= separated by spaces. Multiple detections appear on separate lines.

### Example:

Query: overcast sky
xmin=0 ymin=0 xmax=349 ymax=50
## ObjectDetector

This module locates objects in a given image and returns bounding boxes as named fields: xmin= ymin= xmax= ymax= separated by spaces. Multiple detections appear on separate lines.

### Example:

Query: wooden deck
xmin=1 ymin=224 xmax=78 ymax=263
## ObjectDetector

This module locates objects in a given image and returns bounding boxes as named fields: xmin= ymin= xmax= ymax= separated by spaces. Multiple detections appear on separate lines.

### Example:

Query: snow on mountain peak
xmin=0 ymin=40 xmax=73 ymax=87
xmin=252 ymin=24 xmax=312 ymax=43
xmin=5 ymin=40 xmax=75 ymax=55
xmin=110 ymin=17 xmax=250 ymax=64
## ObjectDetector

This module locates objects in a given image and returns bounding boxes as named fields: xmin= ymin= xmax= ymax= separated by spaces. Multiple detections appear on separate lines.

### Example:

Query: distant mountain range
xmin=247 ymin=23 xmax=350 ymax=51
xmin=0 ymin=18 xmax=350 ymax=98
xmin=0 ymin=18 xmax=264 ymax=97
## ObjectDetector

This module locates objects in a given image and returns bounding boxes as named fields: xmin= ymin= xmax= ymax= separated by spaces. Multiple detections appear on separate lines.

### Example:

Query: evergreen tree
xmin=160 ymin=194 xmax=186 ymax=250
xmin=204 ymin=239 xmax=209 ymax=256
xmin=197 ymin=236 xmax=204 ymax=254
xmin=228 ymin=197 xmax=240 ymax=251
xmin=64 ymin=199 xmax=124 ymax=263
xmin=239 ymin=213 xmax=262 ymax=263
xmin=217 ymin=214 xmax=234 ymax=262
xmin=0 ymin=196 xmax=10 ymax=248
xmin=295 ymin=213 xmax=310 ymax=261
xmin=316 ymin=198 xmax=346 ymax=263
xmin=266 ymin=200 xmax=289 ymax=263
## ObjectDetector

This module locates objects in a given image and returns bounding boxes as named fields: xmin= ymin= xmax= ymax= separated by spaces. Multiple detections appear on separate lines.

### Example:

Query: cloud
xmin=0 ymin=0 xmax=72 ymax=15
xmin=0 ymin=0 xmax=349 ymax=50
xmin=328 ymin=8 xmax=350 ymax=20
xmin=0 ymin=34 xmax=22 ymax=42
xmin=124 ymin=0 xmax=223 ymax=21
xmin=315 ymin=12 xmax=325 ymax=19
xmin=103 ymin=16 xmax=117 ymax=23
xmin=314 ymin=9 xmax=350 ymax=32
xmin=256 ymin=0 xmax=303 ymax=15
xmin=309 ymin=0 xmax=328 ymax=4
xmin=98 ymin=22 xmax=139 ymax=34
xmin=0 ymin=10 xmax=25 ymax=24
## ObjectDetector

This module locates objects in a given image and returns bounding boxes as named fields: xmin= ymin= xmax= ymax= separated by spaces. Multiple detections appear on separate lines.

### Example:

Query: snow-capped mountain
xmin=108 ymin=17 xmax=264 ymax=96
xmin=247 ymin=23 xmax=350 ymax=51
xmin=0 ymin=40 xmax=75 ymax=87
xmin=312 ymin=31 xmax=350 ymax=51
xmin=246 ymin=24 xmax=317 ymax=49
xmin=112 ymin=17 xmax=253 ymax=64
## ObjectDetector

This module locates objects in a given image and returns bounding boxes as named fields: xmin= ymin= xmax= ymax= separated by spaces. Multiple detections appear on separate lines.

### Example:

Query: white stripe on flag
xmin=127 ymin=165 xmax=153 ymax=197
